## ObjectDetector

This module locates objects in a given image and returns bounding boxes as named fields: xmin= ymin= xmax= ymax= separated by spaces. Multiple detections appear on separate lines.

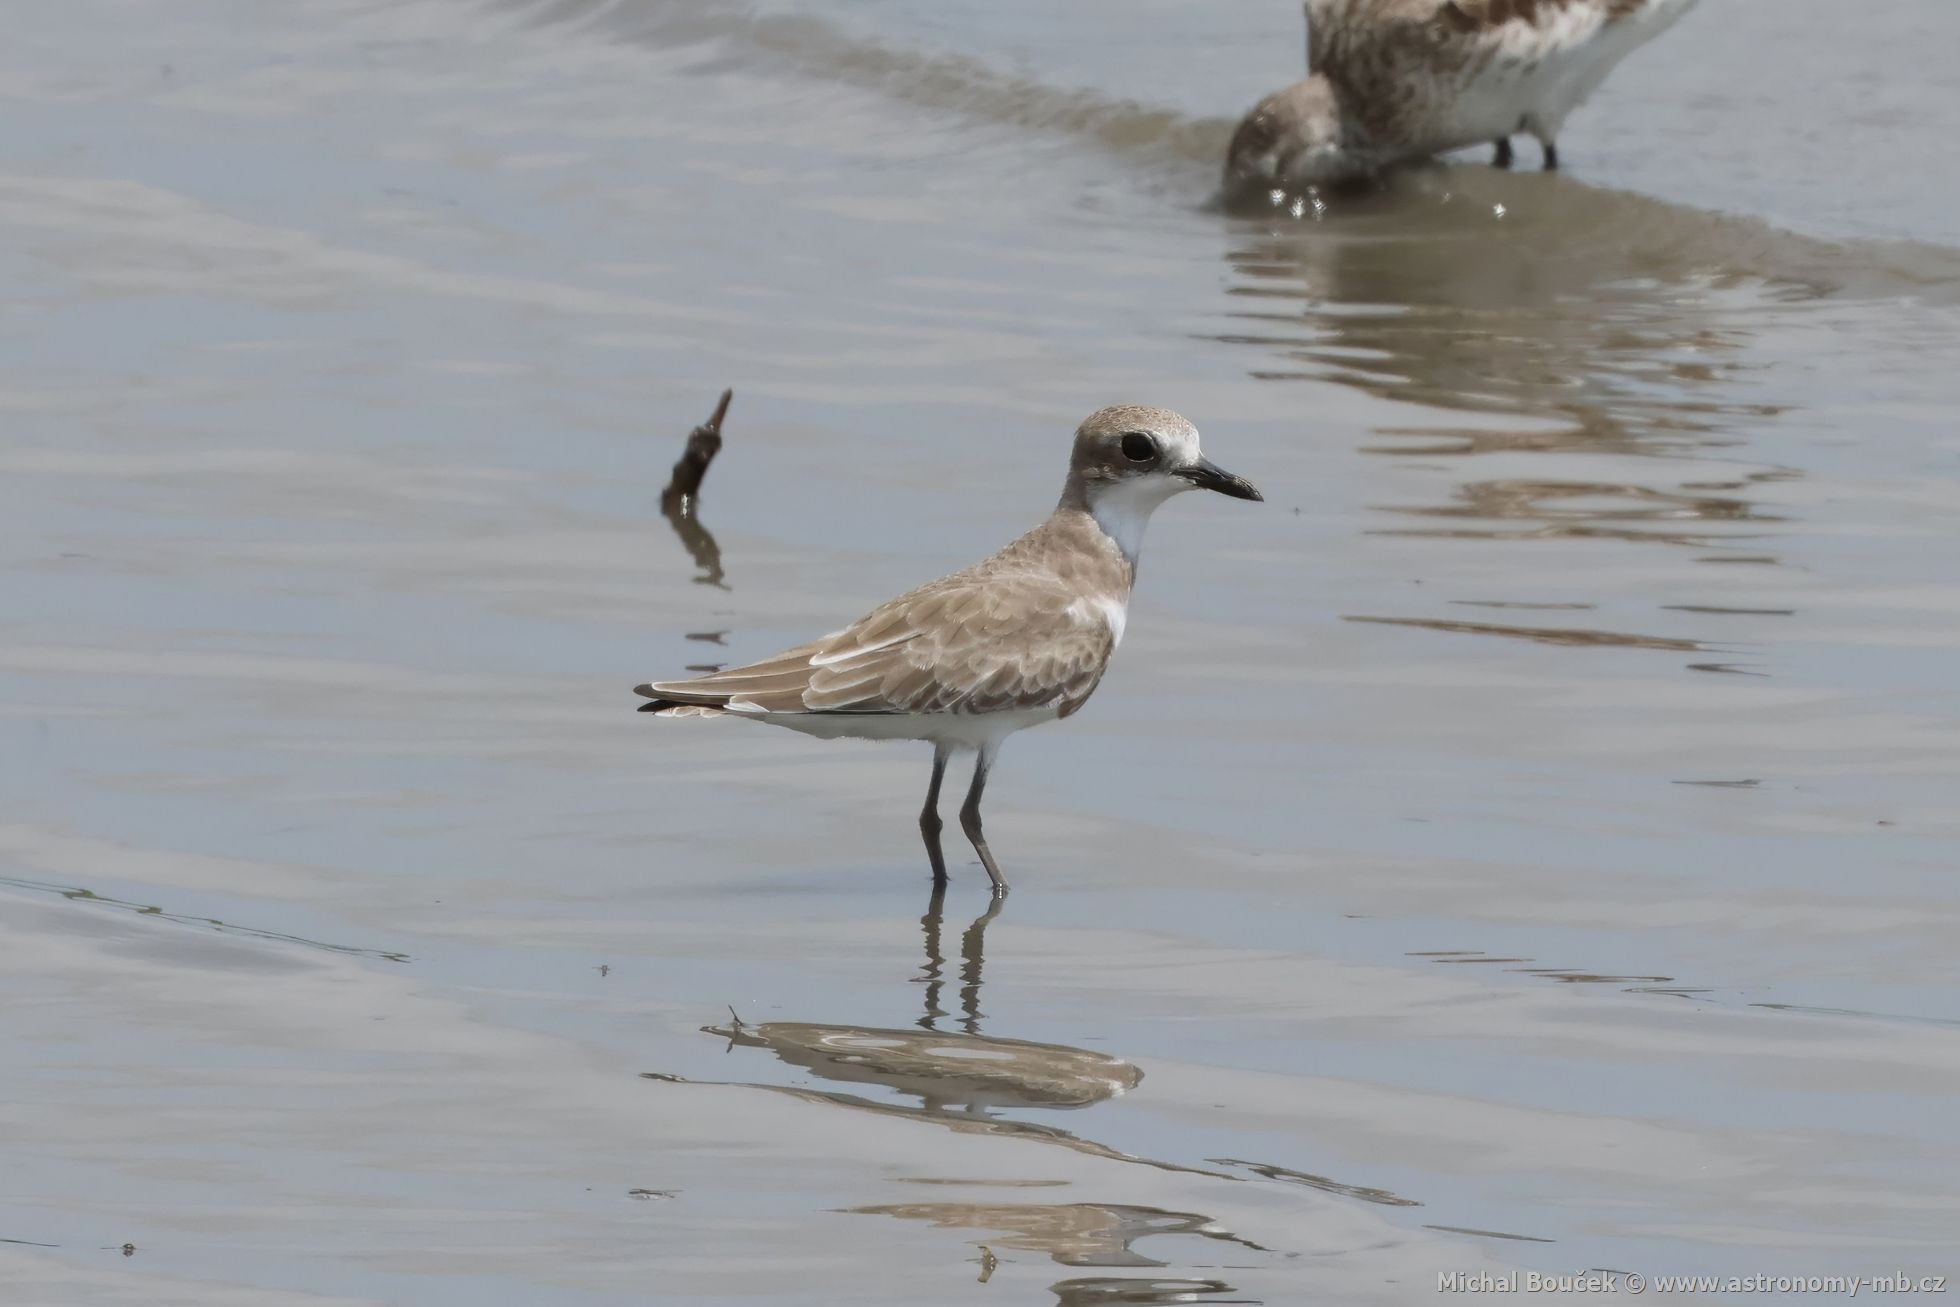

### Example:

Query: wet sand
xmin=3 ymin=1 xmax=1958 ymax=1303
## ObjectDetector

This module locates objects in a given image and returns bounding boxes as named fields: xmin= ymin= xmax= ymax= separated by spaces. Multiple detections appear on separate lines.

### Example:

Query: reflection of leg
xmin=920 ymin=744 xmax=951 ymax=886
xmin=959 ymin=744 xmax=1007 ymax=894
xmin=916 ymin=880 xmax=948 ymax=1031
xmin=958 ymin=894 xmax=1004 ymax=1034
xmin=1492 ymin=138 xmax=1514 ymax=169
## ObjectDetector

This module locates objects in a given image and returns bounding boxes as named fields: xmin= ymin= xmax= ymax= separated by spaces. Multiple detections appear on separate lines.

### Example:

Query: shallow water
xmin=3 ymin=1 xmax=1958 ymax=1303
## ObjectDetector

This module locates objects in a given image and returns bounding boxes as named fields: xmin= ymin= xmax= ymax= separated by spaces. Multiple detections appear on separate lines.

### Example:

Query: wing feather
xmin=636 ymin=573 xmax=1116 ymax=719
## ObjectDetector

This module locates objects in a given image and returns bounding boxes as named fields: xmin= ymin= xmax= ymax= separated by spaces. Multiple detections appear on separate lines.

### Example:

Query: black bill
xmin=1179 ymin=457 xmax=1263 ymax=501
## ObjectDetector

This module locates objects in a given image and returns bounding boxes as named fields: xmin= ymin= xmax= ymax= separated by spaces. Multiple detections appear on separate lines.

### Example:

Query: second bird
xmin=635 ymin=406 xmax=1262 ymax=894
xmin=1225 ymin=0 xmax=1701 ymax=195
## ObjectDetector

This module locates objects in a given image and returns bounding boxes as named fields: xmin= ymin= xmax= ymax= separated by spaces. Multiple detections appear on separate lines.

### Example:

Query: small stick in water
xmin=659 ymin=389 xmax=731 ymax=588
xmin=661 ymin=388 xmax=731 ymax=514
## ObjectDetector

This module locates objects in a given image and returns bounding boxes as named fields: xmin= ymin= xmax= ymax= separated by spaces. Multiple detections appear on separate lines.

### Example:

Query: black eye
xmin=1120 ymin=432 xmax=1156 ymax=462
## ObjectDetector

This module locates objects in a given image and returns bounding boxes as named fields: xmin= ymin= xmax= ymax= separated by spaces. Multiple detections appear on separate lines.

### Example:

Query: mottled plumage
xmin=635 ymin=405 xmax=1262 ymax=892
xmin=639 ymin=510 xmax=1126 ymax=726
xmin=1226 ymin=0 xmax=1700 ymax=193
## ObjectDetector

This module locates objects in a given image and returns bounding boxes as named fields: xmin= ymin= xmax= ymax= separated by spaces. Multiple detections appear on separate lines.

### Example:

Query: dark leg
xmin=1542 ymin=140 xmax=1559 ymax=171
xmin=920 ymin=744 xmax=951 ymax=886
xmin=958 ymin=744 xmax=1007 ymax=895
xmin=1492 ymin=138 xmax=1513 ymax=169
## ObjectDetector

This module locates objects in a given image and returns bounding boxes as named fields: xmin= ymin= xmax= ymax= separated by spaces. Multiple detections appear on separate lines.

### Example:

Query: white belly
xmin=1431 ymin=0 xmax=1699 ymax=147
xmin=1541 ymin=0 xmax=1700 ymax=129
xmin=745 ymin=705 xmax=1062 ymax=748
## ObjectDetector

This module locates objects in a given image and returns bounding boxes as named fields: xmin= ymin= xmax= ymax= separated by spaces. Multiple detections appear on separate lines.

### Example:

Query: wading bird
xmin=635 ymin=406 xmax=1262 ymax=894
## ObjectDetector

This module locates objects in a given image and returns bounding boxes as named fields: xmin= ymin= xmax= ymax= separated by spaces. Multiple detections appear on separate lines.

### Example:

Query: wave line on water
xmin=0 ymin=873 xmax=411 ymax=964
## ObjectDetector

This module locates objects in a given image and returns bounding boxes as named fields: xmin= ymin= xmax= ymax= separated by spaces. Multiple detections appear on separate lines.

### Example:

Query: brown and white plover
xmin=1225 ymin=0 xmax=1701 ymax=195
xmin=635 ymin=406 xmax=1262 ymax=894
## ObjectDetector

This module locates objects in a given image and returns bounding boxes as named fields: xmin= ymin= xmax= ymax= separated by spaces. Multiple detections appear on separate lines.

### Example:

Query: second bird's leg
xmin=920 ymin=743 xmax=951 ymax=886
xmin=959 ymin=743 xmax=1007 ymax=895
xmin=1492 ymin=138 xmax=1513 ymax=169
xmin=1541 ymin=140 xmax=1559 ymax=171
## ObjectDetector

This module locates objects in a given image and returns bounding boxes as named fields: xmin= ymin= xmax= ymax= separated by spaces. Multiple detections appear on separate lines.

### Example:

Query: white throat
xmin=1087 ymin=477 xmax=1182 ymax=567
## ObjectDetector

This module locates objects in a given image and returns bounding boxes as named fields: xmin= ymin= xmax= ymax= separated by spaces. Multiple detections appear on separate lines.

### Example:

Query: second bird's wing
xmin=1303 ymin=0 xmax=1443 ymax=72
xmin=1305 ymin=0 xmax=1636 ymax=75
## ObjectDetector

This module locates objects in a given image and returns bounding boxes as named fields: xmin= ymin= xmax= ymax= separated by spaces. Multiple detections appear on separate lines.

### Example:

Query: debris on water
xmin=661 ymin=389 xmax=731 ymax=514
xmin=660 ymin=391 xmax=732 ymax=588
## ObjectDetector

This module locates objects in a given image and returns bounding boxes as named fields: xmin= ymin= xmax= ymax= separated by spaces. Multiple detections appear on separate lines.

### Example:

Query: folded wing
xmin=636 ymin=574 xmax=1116 ymax=719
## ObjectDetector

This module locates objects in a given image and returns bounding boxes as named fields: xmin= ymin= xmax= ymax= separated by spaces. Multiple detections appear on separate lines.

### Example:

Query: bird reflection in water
xmin=1213 ymin=171 xmax=1794 ymax=439
xmin=641 ymin=893 xmax=1452 ymax=1298
xmin=1212 ymin=173 xmax=1805 ymax=594
xmin=916 ymin=880 xmax=997 ymax=1036
xmin=1048 ymin=1277 xmax=1254 ymax=1306
xmin=700 ymin=890 xmax=1139 ymax=1116
xmin=644 ymin=893 xmax=1266 ymax=1296
xmin=856 ymin=1198 xmax=1269 ymax=1269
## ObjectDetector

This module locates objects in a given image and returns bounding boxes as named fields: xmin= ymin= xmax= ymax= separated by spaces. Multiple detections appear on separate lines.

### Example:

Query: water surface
xmin=4 ymin=1 xmax=1959 ymax=1303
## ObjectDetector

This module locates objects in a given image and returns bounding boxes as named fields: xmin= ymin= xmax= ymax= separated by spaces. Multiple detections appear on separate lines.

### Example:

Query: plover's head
xmin=1065 ymin=406 xmax=1262 ymax=535
xmin=1223 ymin=76 xmax=1356 ymax=196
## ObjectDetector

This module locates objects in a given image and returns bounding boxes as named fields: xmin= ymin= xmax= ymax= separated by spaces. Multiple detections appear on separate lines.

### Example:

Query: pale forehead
xmin=1076 ymin=404 xmax=1201 ymax=450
